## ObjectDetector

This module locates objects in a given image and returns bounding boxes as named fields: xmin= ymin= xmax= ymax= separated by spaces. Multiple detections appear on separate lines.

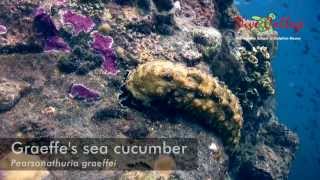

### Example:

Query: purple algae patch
xmin=0 ymin=25 xmax=7 ymax=35
xmin=101 ymin=49 xmax=118 ymax=74
xmin=62 ymin=11 xmax=95 ymax=35
xmin=44 ymin=36 xmax=70 ymax=52
xmin=91 ymin=32 xmax=118 ymax=74
xmin=69 ymin=84 xmax=101 ymax=101
xmin=33 ymin=8 xmax=70 ymax=52
xmin=91 ymin=32 xmax=113 ymax=51
xmin=34 ymin=9 xmax=59 ymax=38
xmin=55 ymin=0 xmax=68 ymax=6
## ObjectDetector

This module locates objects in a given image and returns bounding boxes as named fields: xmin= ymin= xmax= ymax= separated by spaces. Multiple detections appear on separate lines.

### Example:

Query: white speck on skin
xmin=0 ymin=25 xmax=7 ymax=35
xmin=173 ymin=1 xmax=181 ymax=11
xmin=209 ymin=142 xmax=219 ymax=152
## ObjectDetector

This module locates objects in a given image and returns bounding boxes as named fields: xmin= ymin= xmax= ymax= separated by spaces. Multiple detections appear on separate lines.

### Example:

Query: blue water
xmin=236 ymin=0 xmax=320 ymax=179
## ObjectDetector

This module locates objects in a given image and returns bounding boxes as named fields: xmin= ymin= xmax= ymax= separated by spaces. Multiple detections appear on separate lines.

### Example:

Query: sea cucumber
xmin=126 ymin=60 xmax=243 ymax=145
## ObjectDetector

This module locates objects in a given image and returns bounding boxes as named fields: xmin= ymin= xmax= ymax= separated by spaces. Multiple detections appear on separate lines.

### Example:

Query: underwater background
xmin=236 ymin=0 xmax=320 ymax=179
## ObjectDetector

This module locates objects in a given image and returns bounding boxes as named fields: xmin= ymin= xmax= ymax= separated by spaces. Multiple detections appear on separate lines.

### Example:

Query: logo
xmin=234 ymin=13 xmax=304 ymax=33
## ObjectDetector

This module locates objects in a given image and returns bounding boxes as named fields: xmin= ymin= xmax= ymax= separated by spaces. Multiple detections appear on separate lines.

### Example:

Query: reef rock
xmin=236 ymin=119 xmax=299 ymax=180
xmin=239 ymin=144 xmax=283 ymax=180
xmin=126 ymin=60 xmax=243 ymax=146
xmin=119 ymin=171 xmax=163 ymax=180
xmin=0 ymin=78 xmax=30 ymax=112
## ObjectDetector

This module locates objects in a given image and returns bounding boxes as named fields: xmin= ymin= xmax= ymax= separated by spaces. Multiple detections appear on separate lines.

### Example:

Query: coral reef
xmin=0 ymin=0 xmax=299 ymax=179
xmin=234 ymin=45 xmax=275 ymax=109
xmin=126 ymin=60 xmax=243 ymax=146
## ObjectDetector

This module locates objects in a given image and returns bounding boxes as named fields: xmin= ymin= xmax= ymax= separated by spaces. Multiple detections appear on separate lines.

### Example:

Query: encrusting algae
xmin=126 ymin=60 xmax=243 ymax=146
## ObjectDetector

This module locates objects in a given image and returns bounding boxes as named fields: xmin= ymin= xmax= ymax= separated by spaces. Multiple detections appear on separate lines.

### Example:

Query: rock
xmin=0 ymin=78 xmax=30 ymax=112
xmin=92 ymin=107 xmax=127 ymax=121
xmin=137 ymin=0 xmax=152 ymax=11
xmin=260 ymin=120 xmax=299 ymax=151
xmin=123 ymin=121 xmax=149 ymax=138
xmin=238 ymin=121 xmax=299 ymax=180
xmin=238 ymin=145 xmax=284 ymax=180
xmin=120 ymin=171 xmax=163 ymax=180
xmin=154 ymin=13 xmax=176 ymax=35
xmin=153 ymin=0 xmax=174 ymax=12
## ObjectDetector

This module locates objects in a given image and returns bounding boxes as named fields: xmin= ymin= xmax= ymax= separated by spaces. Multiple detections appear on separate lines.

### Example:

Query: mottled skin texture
xmin=126 ymin=60 xmax=243 ymax=146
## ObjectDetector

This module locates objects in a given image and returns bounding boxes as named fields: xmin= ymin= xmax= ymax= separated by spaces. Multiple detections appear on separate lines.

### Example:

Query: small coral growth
xmin=57 ymin=45 xmax=103 ymax=75
xmin=232 ymin=44 xmax=275 ymax=109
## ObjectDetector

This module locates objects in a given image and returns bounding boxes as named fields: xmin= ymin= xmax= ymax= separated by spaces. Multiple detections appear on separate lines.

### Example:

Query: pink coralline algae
xmin=62 ymin=11 xmax=95 ymax=35
xmin=44 ymin=36 xmax=70 ymax=52
xmin=34 ymin=9 xmax=70 ymax=52
xmin=91 ymin=32 xmax=118 ymax=74
xmin=55 ymin=0 xmax=68 ymax=6
xmin=91 ymin=32 xmax=113 ymax=50
xmin=69 ymin=84 xmax=101 ymax=101
xmin=0 ymin=25 xmax=7 ymax=35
